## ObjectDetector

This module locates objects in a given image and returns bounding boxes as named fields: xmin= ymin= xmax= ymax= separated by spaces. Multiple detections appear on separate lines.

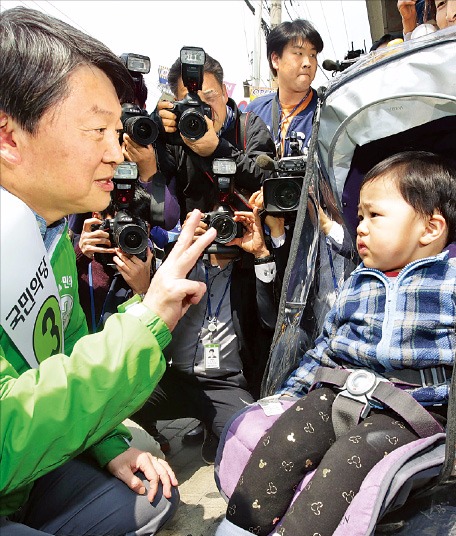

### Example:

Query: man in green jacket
xmin=0 ymin=7 xmax=216 ymax=535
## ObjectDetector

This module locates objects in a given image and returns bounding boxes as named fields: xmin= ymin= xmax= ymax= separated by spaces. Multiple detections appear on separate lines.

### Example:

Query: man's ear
xmin=221 ymin=83 xmax=229 ymax=104
xmin=271 ymin=52 xmax=280 ymax=71
xmin=420 ymin=212 xmax=447 ymax=246
xmin=0 ymin=113 xmax=22 ymax=165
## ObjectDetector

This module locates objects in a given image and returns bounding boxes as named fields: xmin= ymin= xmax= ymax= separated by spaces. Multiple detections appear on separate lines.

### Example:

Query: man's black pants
xmin=132 ymin=367 xmax=254 ymax=438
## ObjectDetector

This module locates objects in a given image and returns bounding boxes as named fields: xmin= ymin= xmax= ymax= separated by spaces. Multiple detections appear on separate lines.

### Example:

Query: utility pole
xmin=252 ymin=0 xmax=263 ymax=87
xmin=270 ymin=0 xmax=282 ymax=30
xmin=269 ymin=0 xmax=282 ymax=87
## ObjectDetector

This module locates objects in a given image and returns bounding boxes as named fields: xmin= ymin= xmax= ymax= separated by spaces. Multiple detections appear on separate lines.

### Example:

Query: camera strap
xmin=272 ymin=95 xmax=279 ymax=153
xmin=148 ymin=171 xmax=166 ymax=228
xmin=88 ymin=262 xmax=108 ymax=333
xmin=0 ymin=188 xmax=62 ymax=368
xmin=205 ymin=265 xmax=231 ymax=335
xmin=236 ymin=112 xmax=250 ymax=151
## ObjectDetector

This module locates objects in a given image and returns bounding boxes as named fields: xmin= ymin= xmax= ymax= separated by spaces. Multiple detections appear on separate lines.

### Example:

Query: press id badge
xmin=204 ymin=343 xmax=220 ymax=369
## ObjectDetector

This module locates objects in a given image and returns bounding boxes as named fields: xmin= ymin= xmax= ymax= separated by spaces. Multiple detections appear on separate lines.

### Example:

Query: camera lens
xmin=116 ymin=224 xmax=148 ymax=255
xmin=274 ymin=180 xmax=301 ymax=211
xmin=125 ymin=116 xmax=159 ymax=146
xmin=179 ymin=109 xmax=207 ymax=140
xmin=211 ymin=214 xmax=237 ymax=244
xmin=123 ymin=230 xmax=142 ymax=249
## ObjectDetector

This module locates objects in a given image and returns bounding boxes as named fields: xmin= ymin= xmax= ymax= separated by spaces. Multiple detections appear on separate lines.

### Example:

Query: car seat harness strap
xmin=312 ymin=367 xmax=445 ymax=439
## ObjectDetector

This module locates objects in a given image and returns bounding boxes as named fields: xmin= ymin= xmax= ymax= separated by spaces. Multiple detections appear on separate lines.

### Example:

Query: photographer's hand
xmin=157 ymin=100 xmax=178 ymax=133
xmin=249 ymin=189 xmax=264 ymax=211
xmin=114 ymin=248 xmax=154 ymax=295
xmin=79 ymin=217 xmax=116 ymax=259
xmin=249 ymin=188 xmax=285 ymax=238
xmin=122 ymin=134 xmax=157 ymax=181
xmin=266 ymin=214 xmax=285 ymax=239
xmin=143 ymin=209 xmax=216 ymax=331
xmin=181 ymin=116 xmax=219 ymax=157
xmin=230 ymin=208 xmax=271 ymax=258
xmin=397 ymin=0 xmax=418 ymax=34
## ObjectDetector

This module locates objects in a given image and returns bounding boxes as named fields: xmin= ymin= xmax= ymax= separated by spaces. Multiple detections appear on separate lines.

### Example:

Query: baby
xmin=217 ymin=150 xmax=456 ymax=536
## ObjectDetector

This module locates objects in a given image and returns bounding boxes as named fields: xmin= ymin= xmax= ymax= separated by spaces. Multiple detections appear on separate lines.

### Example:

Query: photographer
xmin=76 ymin=186 xmax=174 ymax=456
xmin=76 ymin=186 xmax=155 ymax=333
xmin=245 ymin=19 xmax=323 ymax=299
xmin=246 ymin=19 xmax=323 ymax=158
xmin=251 ymin=21 xmax=357 ymax=335
xmin=119 ymin=53 xmax=180 ymax=235
xmin=0 ymin=7 xmax=217 ymax=535
xmin=155 ymin=50 xmax=276 ymax=222
xmin=131 ymin=206 xmax=277 ymax=464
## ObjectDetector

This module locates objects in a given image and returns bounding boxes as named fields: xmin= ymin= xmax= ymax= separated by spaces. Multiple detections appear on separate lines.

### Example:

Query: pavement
xmin=156 ymin=418 xmax=227 ymax=536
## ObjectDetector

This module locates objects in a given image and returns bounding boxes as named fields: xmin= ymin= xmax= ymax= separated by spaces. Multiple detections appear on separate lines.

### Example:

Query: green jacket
xmin=0 ymin=225 xmax=170 ymax=515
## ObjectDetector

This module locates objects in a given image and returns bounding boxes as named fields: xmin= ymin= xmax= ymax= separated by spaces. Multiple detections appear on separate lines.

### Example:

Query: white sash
xmin=0 ymin=189 xmax=62 ymax=368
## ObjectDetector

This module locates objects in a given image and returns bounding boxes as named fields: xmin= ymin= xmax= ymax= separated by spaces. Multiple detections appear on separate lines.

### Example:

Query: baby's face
xmin=356 ymin=176 xmax=428 ymax=272
xmin=435 ymin=0 xmax=456 ymax=30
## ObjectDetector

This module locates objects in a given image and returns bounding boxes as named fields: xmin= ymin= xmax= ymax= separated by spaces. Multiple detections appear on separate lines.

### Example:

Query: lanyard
xmin=205 ymin=266 xmax=231 ymax=329
xmin=274 ymin=88 xmax=311 ymax=152
xmin=88 ymin=262 xmax=108 ymax=333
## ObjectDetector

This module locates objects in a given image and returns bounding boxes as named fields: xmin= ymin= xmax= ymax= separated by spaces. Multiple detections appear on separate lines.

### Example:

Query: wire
xmin=42 ymin=0 xmax=89 ymax=33
xmin=243 ymin=0 xmax=255 ymax=15
xmin=317 ymin=63 xmax=330 ymax=81
xmin=25 ymin=0 xmax=50 ymax=12
xmin=288 ymin=0 xmax=302 ymax=21
xmin=295 ymin=0 xmax=312 ymax=21
xmin=2 ymin=0 xmax=28 ymax=9
xmin=318 ymin=0 xmax=337 ymax=59
xmin=242 ymin=1 xmax=254 ymax=78
xmin=284 ymin=1 xmax=294 ymax=21
xmin=242 ymin=0 xmax=260 ymax=84
xmin=340 ymin=0 xmax=350 ymax=50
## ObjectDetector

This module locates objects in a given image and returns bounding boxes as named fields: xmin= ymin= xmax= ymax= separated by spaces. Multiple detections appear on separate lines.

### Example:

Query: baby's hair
xmin=361 ymin=151 xmax=456 ymax=245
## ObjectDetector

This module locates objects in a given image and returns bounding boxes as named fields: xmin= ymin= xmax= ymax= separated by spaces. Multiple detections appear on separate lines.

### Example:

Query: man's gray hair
xmin=0 ymin=7 xmax=134 ymax=134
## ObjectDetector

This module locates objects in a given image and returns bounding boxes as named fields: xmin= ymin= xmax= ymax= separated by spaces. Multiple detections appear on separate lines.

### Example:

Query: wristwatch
xmin=254 ymin=254 xmax=274 ymax=265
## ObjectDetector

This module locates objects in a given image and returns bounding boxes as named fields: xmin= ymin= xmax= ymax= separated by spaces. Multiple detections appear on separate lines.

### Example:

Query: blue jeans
xmin=2 ymin=456 xmax=179 ymax=535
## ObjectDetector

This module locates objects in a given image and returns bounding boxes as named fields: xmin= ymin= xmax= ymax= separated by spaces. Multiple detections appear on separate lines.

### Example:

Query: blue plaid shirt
xmin=279 ymin=251 xmax=456 ymax=406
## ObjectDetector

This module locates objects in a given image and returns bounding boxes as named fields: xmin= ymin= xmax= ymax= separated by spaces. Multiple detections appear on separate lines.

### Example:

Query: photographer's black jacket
xmin=229 ymin=253 xmax=276 ymax=399
xmin=160 ymin=248 xmax=277 ymax=400
xmin=158 ymin=98 xmax=275 ymax=221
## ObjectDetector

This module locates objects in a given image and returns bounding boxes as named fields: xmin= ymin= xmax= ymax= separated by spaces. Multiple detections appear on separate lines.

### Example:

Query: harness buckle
xmin=336 ymin=369 xmax=390 ymax=419
xmin=419 ymin=366 xmax=448 ymax=388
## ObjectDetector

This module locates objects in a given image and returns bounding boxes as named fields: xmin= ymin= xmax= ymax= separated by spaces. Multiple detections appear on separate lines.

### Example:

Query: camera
xmin=91 ymin=162 xmax=149 ymax=265
xmin=166 ymin=47 xmax=212 ymax=143
xmin=203 ymin=159 xmax=244 ymax=245
xmin=259 ymin=132 xmax=308 ymax=215
xmin=119 ymin=53 xmax=159 ymax=146
xmin=203 ymin=207 xmax=244 ymax=245
xmin=94 ymin=212 xmax=148 ymax=263
xmin=120 ymin=53 xmax=150 ymax=75
xmin=120 ymin=103 xmax=159 ymax=146
xmin=322 ymin=43 xmax=366 ymax=75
